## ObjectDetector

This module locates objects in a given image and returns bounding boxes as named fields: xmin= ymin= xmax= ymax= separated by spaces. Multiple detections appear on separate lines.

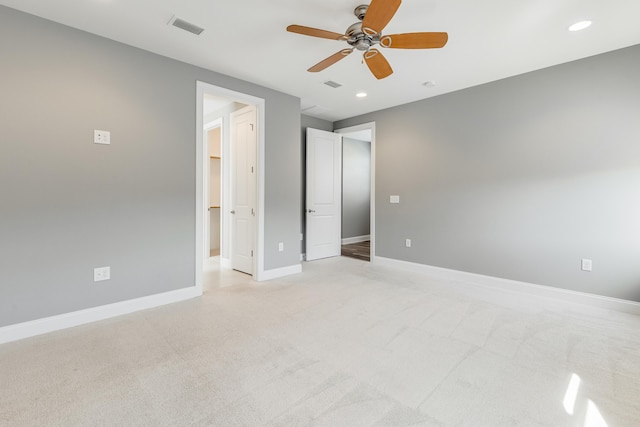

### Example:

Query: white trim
xmin=220 ymin=115 xmax=230 ymax=263
xmin=0 ymin=287 xmax=201 ymax=345
xmin=341 ymin=235 xmax=370 ymax=245
xmin=334 ymin=122 xmax=376 ymax=260
xmin=220 ymin=257 xmax=231 ymax=268
xmin=256 ymin=103 xmax=266 ymax=281
xmin=259 ymin=264 xmax=303 ymax=281
xmin=373 ymin=257 xmax=640 ymax=316
xmin=196 ymin=82 xmax=266 ymax=289
xmin=195 ymin=85 xmax=205 ymax=293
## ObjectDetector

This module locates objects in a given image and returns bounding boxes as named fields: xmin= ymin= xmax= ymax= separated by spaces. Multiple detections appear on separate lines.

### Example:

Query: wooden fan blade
xmin=362 ymin=0 xmax=402 ymax=35
xmin=287 ymin=25 xmax=345 ymax=41
xmin=381 ymin=32 xmax=448 ymax=49
xmin=364 ymin=49 xmax=393 ymax=80
xmin=308 ymin=49 xmax=353 ymax=72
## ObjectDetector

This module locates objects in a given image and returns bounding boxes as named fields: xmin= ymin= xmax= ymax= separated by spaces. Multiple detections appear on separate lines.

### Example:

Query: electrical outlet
xmin=94 ymin=266 xmax=111 ymax=282
xmin=405 ymin=239 xmax=411 ymax=248
xmin=278 ymin=242 xmax=284 ymax=252
xmin=581 ymin=259 xmax=592 ymax=272
xmin=390 ymin=195 xmax=400 ymax=204
xmin=94 ymin=130 xmax=111 ymax=145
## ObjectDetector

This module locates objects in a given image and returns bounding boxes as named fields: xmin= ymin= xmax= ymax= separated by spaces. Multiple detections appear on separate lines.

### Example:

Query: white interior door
xmin=230 ymin=105 xmax=256 ymax=274
xmin=306 ymin=128 xmax=342 ymax=261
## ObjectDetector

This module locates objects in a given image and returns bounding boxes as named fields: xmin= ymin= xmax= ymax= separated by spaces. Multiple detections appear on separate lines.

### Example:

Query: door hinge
xmin=251 ymin=208 xmax=255 ymax=216
xmin=251 ymin=250 xmax=254 ymax=257
xmin=251 ymin=166 xmax=254 ymax=173
xmin=250 ymin=124 xmax=254 ymax=131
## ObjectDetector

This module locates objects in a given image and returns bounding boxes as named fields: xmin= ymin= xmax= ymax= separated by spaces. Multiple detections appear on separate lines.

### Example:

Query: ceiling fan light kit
xmin=286 ymin=0 xmax=448 ymax=79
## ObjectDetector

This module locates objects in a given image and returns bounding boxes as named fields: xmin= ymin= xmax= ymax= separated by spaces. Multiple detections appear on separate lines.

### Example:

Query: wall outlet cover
xmin=390 ymin=195 xmax=400 ymax=204
xmin=94 ymin=266 xmax=111 ymax=282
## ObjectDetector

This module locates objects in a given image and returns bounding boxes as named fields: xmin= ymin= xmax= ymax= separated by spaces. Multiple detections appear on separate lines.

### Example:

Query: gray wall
xmin=0 ymin=6 xmax=300 ymax=327
xmin=336 ymin=44 xmax=640 ymax=302
xmin=300 ymin=115 xmax=334 ymax=254
xmin=342 ymin=137 xmax=371 ymax=240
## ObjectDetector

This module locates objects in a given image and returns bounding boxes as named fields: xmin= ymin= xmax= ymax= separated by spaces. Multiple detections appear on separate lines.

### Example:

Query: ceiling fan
xmin=286 ymin=0 xmax=448 ymax=80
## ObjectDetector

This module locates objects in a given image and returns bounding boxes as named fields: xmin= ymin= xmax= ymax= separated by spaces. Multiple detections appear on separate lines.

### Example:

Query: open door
xmin=230 ymin=105 xmax=257 ymax=274
xmin=306 ymin=128 xmax=342 ymax=261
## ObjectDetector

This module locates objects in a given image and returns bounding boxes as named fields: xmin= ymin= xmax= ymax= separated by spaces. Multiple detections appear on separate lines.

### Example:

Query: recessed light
xmin=422 ymin=81 xmax=436 ymax=88
xmin=356 ymin=92 xmax=367 ymax=98
xmin=569 ymin=20 xmax=592 ymax=32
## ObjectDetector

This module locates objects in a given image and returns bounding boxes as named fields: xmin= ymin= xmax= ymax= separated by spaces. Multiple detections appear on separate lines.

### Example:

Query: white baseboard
xmin=373 ymin=257 xmax=640 ymax=316
xmin=257 ymin=263 xmax=302 ymax=281
xmin=341 ymin=235 xmax=371 ymax=245
xmin=0 ymin=286 xmax=201 ymax=345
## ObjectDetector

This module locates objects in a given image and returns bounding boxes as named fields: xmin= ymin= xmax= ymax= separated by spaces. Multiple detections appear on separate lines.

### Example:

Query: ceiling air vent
xmin=169 ymin=16 xmax=205 ymax=36
xmin=324 ymin=80 xmax=342 ymax=89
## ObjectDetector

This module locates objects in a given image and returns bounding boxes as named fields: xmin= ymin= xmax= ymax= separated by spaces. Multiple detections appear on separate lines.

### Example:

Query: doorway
xmin=195 ymin=82 xmax=266 ymax=292
xmin=304 ymin=122 xmax=375 ymax=263
xmin=339 ymin=128 xmax=372 ymax=262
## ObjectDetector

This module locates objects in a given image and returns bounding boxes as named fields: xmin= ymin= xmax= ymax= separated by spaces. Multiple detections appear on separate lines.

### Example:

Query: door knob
xmin=230 ymin=210 xmax=236 ymax=214
xmin=308 ymin=209 xmax=316 ymax=213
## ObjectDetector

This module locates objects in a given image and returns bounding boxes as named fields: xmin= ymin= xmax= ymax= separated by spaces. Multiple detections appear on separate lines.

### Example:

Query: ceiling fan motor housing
xmin=346 ymin=22 xmax=380 ymax=51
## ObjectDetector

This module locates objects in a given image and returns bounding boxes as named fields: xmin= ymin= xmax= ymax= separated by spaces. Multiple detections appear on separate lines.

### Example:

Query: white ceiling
xmin=203 ymin=94 xmax=233 ymax=117
xmin=3 ymin=0 xmax=640 ymax=121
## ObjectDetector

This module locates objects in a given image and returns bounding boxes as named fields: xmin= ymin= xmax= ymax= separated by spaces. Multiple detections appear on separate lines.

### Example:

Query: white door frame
xmin=334 ymin=122 xmax=376 ymax=262
xmin=196 ymin=81 xmax=266 ymax=291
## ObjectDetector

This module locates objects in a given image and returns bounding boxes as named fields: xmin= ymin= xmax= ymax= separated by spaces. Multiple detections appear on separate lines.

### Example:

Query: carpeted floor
xmin=1 ymin=256 xmax=640 ymax=425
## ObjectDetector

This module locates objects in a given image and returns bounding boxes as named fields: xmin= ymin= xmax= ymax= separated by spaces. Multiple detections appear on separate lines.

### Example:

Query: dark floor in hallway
xmin=341 ymin=240 xmax=370 ymax=261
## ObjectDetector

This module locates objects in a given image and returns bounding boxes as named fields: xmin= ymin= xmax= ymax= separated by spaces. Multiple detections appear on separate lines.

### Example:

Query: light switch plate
xmin=581 ymin=259 xmax=592 ymax=272
xmin=390 ymin=195 xmax=400 ymax=204
xmin=94 ymin=130 xmax=111 ymax=145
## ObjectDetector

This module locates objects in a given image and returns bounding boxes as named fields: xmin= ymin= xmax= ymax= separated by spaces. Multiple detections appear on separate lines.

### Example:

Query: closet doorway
xmin=196 ymin=81 xmax=266 ymax=289
xmin=202 ymin=94 xmax=255 ymax=273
